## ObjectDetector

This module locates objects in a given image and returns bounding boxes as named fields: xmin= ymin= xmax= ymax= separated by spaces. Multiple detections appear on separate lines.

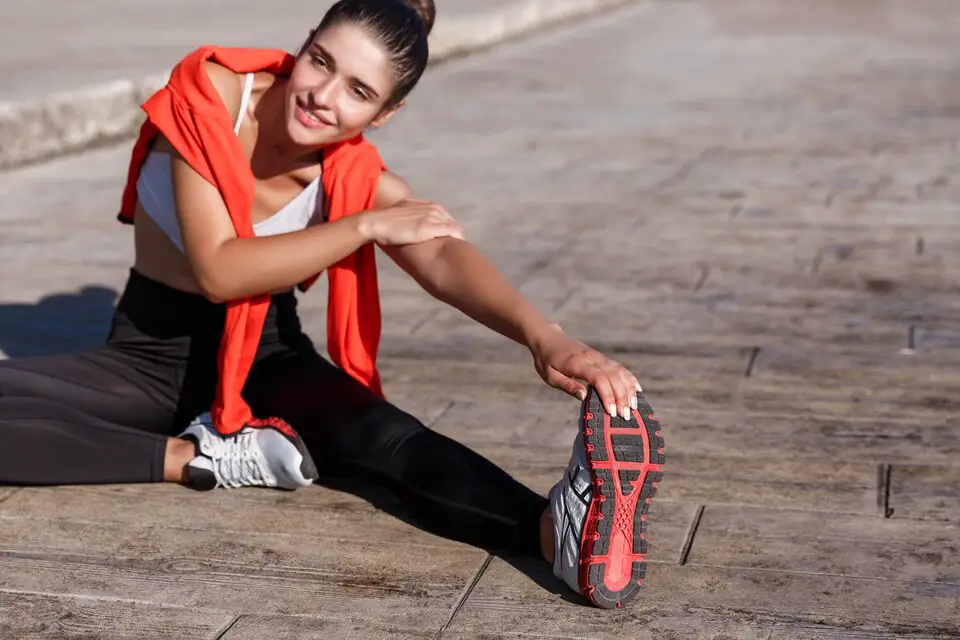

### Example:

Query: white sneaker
xmin=179 ymin=413 xmax=319 ymax=491
xmin=548 ymin=387 xmax=665 ymax=609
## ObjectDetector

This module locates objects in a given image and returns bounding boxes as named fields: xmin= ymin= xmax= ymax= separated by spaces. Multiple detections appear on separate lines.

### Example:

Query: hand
xmin=529 ymin=323 xmax=642 ymax=419
xmin=357 ymin=198 xmax=465 ymax=246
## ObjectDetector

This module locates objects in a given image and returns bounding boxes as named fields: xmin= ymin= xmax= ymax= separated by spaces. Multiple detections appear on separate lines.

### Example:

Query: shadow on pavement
xmin=318 ymin=475 xmax=590 ymax=607
xmin=0 ymin=285 xmax=118 ymax=358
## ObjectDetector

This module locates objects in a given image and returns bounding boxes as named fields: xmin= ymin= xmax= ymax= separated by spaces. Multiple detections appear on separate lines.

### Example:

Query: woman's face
xmin=285 ymin=21 xmax=399 ymax=147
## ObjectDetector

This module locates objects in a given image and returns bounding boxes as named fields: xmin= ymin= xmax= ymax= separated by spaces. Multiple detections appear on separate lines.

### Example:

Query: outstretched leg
xmin=246 ymin=347 xmax=666 ymax=609
xmin=246 ymin=349 xmax=550 ymax=557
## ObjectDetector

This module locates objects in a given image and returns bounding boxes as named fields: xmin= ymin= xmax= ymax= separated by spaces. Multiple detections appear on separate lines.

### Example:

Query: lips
xmin=295 ymin=101 xmax=334 ymax=130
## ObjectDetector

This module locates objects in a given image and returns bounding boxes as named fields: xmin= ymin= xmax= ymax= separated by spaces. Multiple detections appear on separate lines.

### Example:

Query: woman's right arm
xmin=172 ymin=154 xmax=463 ymax=302
xmin=172 ymin=150 xmax=367 ymax=302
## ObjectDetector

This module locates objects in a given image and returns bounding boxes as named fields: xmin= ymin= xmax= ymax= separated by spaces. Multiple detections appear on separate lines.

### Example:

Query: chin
xmin=285 ymin=120 xmax=335 ymax=148
xmin=291 ymin=125 xmax=369 ymax=151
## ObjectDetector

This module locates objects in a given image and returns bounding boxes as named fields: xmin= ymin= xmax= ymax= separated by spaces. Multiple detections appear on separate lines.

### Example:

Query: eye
xmin=350 ymin=86 xmax=371 ymax=101
xmin=312 ymin=54 xmax=330 ymax=70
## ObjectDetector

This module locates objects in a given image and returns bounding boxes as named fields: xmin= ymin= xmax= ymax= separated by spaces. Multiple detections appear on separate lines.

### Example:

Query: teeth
xmin=302 ymin=108 xmax=321 ymax=123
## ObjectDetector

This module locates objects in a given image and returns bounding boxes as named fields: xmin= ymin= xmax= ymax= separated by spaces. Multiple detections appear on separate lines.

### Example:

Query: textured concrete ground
xmin=0 ymin=0 xmax=637 ymax=168
xmin=0 ymin=0 xmax=515 ymax=102
xmin=1 ymin=0 xmax=960 ymax=638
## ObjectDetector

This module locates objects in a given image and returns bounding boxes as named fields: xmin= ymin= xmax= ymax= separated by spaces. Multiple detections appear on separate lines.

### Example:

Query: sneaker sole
xmin=578 ymin=387 xmax=665 ymax=609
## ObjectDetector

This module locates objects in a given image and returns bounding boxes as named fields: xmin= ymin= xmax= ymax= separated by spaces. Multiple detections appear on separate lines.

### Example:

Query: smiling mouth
xmin=296 ymin=99 xmax=334 ymax=127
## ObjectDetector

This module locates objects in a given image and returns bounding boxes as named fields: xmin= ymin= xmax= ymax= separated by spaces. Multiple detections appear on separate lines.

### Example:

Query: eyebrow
xmin=311 ymin=43 xmax=381 ymax=99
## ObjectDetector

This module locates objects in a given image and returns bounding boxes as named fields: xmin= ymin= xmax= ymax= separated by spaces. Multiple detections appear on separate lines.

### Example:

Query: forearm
xmin=197 ymin=217 xmax=367 ymax=301
xmin=425 ymin=239 xmax=552 ymax=347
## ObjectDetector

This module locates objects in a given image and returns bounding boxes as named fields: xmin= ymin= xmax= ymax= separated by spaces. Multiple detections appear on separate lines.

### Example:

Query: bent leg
xmin=246 ymin=351 xmax=549 ymax=556
xmin=0 ymin=349 xmax=178 ymax=485
xmin=0 ymin=397 xmax=168 ymax=485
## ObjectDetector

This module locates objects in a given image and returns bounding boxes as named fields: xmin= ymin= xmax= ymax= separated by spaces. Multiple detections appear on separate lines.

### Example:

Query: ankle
xmin=163 ymin=437 xmax=198 ymax=483
xmin=540 ymin=507 xmax=555 ymax=564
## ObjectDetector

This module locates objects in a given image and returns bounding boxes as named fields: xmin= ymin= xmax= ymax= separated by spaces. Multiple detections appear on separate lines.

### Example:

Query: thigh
xmin=0 ymin=347 xmax=179 ymax=436
xmin=245 ymin=349 xmax=424 ymax=470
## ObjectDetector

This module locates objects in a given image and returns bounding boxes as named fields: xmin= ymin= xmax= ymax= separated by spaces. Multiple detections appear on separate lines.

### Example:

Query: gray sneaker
xmin=548 ymin=387 xmax=665 ymax=609
xmin=179 ymin=413 xmax=319 ymax=491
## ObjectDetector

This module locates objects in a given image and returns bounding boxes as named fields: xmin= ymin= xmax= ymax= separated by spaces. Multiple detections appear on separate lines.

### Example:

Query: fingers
xmin=588 ymin=364 xmax=620 ymax=418
xmin=438 ymin=224 xmax=465 ymax=241
xmin=545 ymin=369 xmax=588 ymax=402
xmin=611 ymin=367 xmax=635 ymax=414
xmin=583 ymin=357 xmax=642 ymax=420
xmin=597 ymin=360 xmax=631 ymax=419
xmin=423 ymin=203 xmax=464 ymax=240
xmin=547 ymin=349 xmax=632 ymax=418
xmin=420 ymin=219 xmax=464 ymax=242
xmin=386 ymin=200 xmax=463 ymax=244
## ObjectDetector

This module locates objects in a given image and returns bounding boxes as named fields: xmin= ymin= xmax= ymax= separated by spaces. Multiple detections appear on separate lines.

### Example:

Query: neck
xmin=250 ymin=78 xmax=325 ymax=175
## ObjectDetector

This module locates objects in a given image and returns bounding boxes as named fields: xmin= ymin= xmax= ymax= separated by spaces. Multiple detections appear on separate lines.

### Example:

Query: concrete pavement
xmin=1 ymin=0 xmax=960 ymax=637
xmin=0 ymin=0 xmax=642 ymax=168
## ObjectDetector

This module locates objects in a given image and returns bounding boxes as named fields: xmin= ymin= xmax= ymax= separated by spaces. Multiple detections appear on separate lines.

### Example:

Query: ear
xmin=368 ymin=100 xmax=405 ymax=130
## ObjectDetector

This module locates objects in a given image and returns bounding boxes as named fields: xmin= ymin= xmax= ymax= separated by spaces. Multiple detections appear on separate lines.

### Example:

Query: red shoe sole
xmin=578 ymin=388 xmax=665 ymax=609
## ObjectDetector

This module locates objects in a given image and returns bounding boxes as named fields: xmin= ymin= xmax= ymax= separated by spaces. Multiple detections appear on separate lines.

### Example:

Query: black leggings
xmin=0 ymin=269 xmax=548 ymax=557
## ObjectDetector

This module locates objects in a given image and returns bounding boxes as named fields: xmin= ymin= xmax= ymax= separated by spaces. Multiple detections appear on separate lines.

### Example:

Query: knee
xmin=359 ymin=402 xmax=428 ymax=450
xmin=355 ymin=403 xmax=436 ymax=476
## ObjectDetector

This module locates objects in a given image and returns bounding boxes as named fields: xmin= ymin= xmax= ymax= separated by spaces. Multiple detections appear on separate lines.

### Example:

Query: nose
xmin=309 ymin=76 xmax=339 ymax=110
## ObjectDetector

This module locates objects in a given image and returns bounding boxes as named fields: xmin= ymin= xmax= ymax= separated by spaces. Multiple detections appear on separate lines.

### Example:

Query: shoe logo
xmin=560 ymin=467 xmax=592 ymax=567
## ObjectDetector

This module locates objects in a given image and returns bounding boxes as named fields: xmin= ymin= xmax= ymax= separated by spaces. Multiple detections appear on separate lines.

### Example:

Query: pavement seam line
xmin=677 ymin=504 xmax=705 ymax=566
xmin=878 ymin=463 xmax=895 ymax=519
xmin=214 ymin=614 xmax=243 ymax=640
xmin=438 ymin=552 xmax=494 ymax=636
xmin=743 ymin=347 xmax=762 ymax=378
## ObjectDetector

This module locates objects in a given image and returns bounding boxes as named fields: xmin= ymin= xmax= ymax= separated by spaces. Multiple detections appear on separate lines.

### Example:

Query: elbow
xmin=188 ymin=243 xmax=242 ymax=303
xmin=201 ymin=290 xmax=231 ymax=305
xmin=194 ymin=270 xmax=235 ymax=304
xmin=197 ymin=281 xmax=231 ymax=305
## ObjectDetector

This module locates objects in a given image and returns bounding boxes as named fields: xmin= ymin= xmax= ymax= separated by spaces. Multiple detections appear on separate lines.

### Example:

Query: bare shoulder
xmin=374 ymin=170 xmax=413 ymax=209
xmin=203 ymin=60 xmax=243 ymax=122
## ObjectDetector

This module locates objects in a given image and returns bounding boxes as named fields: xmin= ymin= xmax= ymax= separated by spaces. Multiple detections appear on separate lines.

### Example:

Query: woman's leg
xmin=0 ymin=270 xmax=328 ymax=489
xmin=245 ymin=349 xmax=550 ymax=558
xmin=0 ymin=347 xmax=185 ymax=486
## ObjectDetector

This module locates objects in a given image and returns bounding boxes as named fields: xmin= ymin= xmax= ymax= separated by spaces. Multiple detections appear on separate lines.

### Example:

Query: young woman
xmin=0 ymin=0 xmax=663 ymax=609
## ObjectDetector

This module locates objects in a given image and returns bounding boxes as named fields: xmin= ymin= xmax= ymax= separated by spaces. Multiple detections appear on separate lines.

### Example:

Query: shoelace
xmin=207 ymin=429 xmax=277 ymax=489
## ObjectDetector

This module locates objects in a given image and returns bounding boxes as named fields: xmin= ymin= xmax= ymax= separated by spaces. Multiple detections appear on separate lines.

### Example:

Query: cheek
xmin=288 ymin=58 xmax=319 ymax=93
xmin=336 ymin=100 xmax=383 ymax=131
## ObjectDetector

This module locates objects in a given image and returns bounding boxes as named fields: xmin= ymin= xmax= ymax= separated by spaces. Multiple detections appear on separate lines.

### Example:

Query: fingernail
xmin=630 ymin=396 xmax=638 ymax=410
xmin=621 ymin=406 xmax=630 ymax=420
xmin=636 ymin=382 xmax=643 ymax=393
xmin=577 ymin=389 xmax=587 ymax=401
xmin=608 ymin=403 xmax=617 ymax=416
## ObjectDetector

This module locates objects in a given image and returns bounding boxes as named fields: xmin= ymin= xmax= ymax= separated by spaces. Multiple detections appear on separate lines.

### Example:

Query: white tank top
xmin=135 ymin=73 xmax=323 ymax=252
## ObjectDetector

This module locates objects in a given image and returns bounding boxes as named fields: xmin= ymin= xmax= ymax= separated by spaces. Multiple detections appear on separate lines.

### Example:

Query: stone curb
xmin=0 ymin=0 xmax=640 ymax=170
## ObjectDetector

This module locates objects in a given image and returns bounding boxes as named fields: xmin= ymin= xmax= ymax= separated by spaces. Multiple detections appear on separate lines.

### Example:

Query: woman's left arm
xmin=376 ymin=172 xmax=641 ymax=419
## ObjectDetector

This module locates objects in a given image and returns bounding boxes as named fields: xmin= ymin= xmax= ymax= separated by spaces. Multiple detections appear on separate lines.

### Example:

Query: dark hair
xmin=315 ymin=0 xmax=432 ymax=106
xmin=402 ymin=0 xmax=436 ymax=34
